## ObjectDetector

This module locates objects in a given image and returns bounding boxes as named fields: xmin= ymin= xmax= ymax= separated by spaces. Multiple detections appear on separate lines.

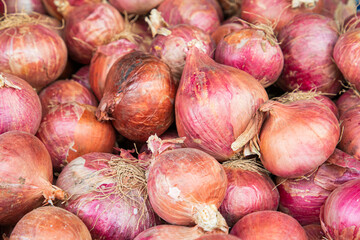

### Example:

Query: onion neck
xmin=292 ymin=0 xmax=319 ymax=8
xmin=0 ymin=74 xmax=21 ymax=90
xmin=53 ymin=0 xmax=72 ymax=18
xmin=42 ymin=184 xmax=68 ymax=205
xmin=193 ymin=204 xmax=229 ymax=233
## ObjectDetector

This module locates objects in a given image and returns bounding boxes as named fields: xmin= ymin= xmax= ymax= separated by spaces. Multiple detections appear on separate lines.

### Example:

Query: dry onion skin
xmin=211 ymin=21 xmax=249 ymax=45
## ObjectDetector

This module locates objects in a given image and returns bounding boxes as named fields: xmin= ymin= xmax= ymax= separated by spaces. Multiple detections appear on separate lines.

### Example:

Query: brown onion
xmin=0 ymin=73 xmax=41 ymax=134
xmin=0 ymin=131 xmax=66 ymax=225
xmin=72 ymin=65 xmax=92 ymax=91
xmin=134 ymin=225 xmax=206 ymax=240
xmin=304 ymin=224 xmax=325 ymax=240
xmin=96 ymin=51 xmax=176 ymax=142
xmin=211 ymin=21 xmax=248 ymax=45
xmin=109 ymin=0 xmax=164 ymax=14
xmin=37 ymin=102 xmax=116 ymax=171
xmin=336 ymin=89 xmax=360 ymax=117
xmin=10 ymin=206 xmax=91 ymax=240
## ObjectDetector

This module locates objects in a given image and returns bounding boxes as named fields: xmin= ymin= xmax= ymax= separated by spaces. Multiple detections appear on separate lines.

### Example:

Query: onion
xmin=72 ymin=65 xmax=92 ymax=91
xmin=96 ymin=51 xmax=176 ymax=142
xmin=219 ymin=160 xmax=279 ymax=227
xmin=0 ymin=131 xmax=66 ymax=225
xmin=230 ymin=210 xmax=308 ymax=239
xmin=196 ymin=234 xmax=241 ymax=240
xmin=0 ymin=73 xmax=41 ymax=135
xmin=29 ymin=13 xmax=64 ymax=37
xmin=39 ymin=80 xmax=98 ymax=116
xmin=320 ymin=179 xmax=360 ymax=240
xmin=147 ymin=148 xmax=228 ymax=232
xmin=211 ymin=21 xmax=248 ymax=45
xmin=0 ymin=14 xmax=67 ymax=91
xmin=240 ymin=0 xmax=323 ymax=32
xmin=321 ymin=0 xmax=341 ymax=18
xmin=258 ymin=94 xmax=340 ymax=178
xmin=3 ymin=0 xmax=46 ymax=14
xmin=10 ymin=206 xmax=91 ymax=239
xmin=134 ymin=225 xmax=206 ymax=240
xmin=343 ymin=12 xmax=360 ymax=31
xmin=304 ymin=224 xmax=325 ymax=240
xmin=315 ymin=95 xmax=339 ymax=119
xmin=277 ymin=13 xmax=341 ymax=94
xmin=336 ymin=89 xmax=360 ymax=117
xmin=175 ymin=47 xmax=268 ymax=161
xmin=89 ymin=39 xmax=138 ymax=100
xmin=37 ymin=102 xmax=116 ymax=171
xmin=56 ymin=152 xmax=159 ymax=240
xmin=157 ymin=0 xmax=223 ymax=34
xmin=109 ymin=0 xmax=164 ymax=14
xmin=215 ymin=25 xmax=284 ymax=88
xmin=63 ymin=2 xmax=124 ymax=64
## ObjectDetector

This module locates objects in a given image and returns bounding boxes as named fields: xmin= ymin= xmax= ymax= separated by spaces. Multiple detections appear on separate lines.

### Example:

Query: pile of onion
xmin=336 ymin=89 xmax=360 ymax=116
xmin=0 ymin=131 xmax=66 ymax=225
xmin=10 ymin=206 xmax=91 ymax=240
xmin=175 ymin=47 xmax=268 ymax=161
xmin=1 ymin=0 xmax=46 ymax=14
xmin=57 ymin=152 xmax=159 ymax=240
xmin=0 ymin=73 xmax=42 ymax=134
xmin=37 ymin=102 xmax=116 ymax=170
xmin=109 ymin=0 xmax=164 ymax=14
xmin=96 ymin=51 xmax=176 ymax=142
xmin=211 ymin=20 xmax=248 ymax=45
xmin=134 ymin=225 xmax=206 ymax=240
xmin=72 ymin=65 xmax=92 ymax=91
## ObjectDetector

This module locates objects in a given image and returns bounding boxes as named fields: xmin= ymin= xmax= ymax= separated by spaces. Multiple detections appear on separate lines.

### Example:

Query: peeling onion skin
xmin=134 ymin=225 xmax=206 ymax=240
xmin=336 ymin=89 xmax=360 ymax=117
xmin=230 ymin=210 xmax=308 ymax=240
xmin=0 ymin=131 xmax=65 ymax=225
xmin=4 ymin=0 xmax=46 ymax=14
xmin=278 ymin=13 xmax=341 ymax=95
xmin=211 ymin=22 xmax=249 ymax=46
xmin=37 ymin=102 xmax=116 ymax=171
xmin=157 ymin=0 xmax=223 ymax=34
xmin=109 ymin=0 xmax=164 ymax=14
xmin=72 ymin=65 xmax=92 ymax=91
xmin=320 ymin=179 xmax=360 ymax=240
xmin=304 ymin=224 xmax=325 ymax=240
xmin=9 ymin=206 xmax=92 ymax=240
xmin=175 ymin=48 xmax=268 ymax=161
xmin=0 ymin=24 xmax=67 ymax=91
xmin=0 ymin=73 xmax=42 ymax=135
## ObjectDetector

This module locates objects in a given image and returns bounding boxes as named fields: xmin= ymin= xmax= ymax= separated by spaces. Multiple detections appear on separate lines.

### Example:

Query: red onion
xmin=0 ymin=73 xmax=41 ymax=134
xmin=109 ymin=0 xmax=164 ymax=14
xmin=304 ymin=224 xmax=325 ymax=240
xmin=96 ymin=51 xmax=176 ymax=142
xmin=0 ymin=15 xmax=67 ymax=91
xmin=343 ymin=12 xmax=360 ymax=31
xmin=175 ymin=47 xmax=268 ymax=161
xmin=148 ymin=148 xmax=228 ymax=232
xmin=37 ymin=102 xmax=116 ymax=170
xmin=278 ymin=13 xmax=341 ymax=94
xmin=10 ymin=206 xmax=91 ymax=239
xmin=39 ymin=80 xmax=97 ymax=116
xmin=57 ymin=152 xmax=159 ymax=240
xmin=3 ymin=0 xmax=46 ymax=14
xmin=72 ymin=65 xmax=92 ymax=91
xmin=320 ymin=179 xmax=360 ymax=240
xmin=215 ymin=26 xmax=284 ymax=88
xmin=336 ymin=89 xmax=360 ymax=117
xmin=89 ymin=39 xmax=138 ymax=100
xmin=134 ymin=225 xmax=206 ymax=240
xmin=240 ymin=0 xmax=323 ymax=32
xmin=29 ymin=13 xmax=64 ymax=37
xmin=219 ymin=160 xmax=279 ymax=227
xmin=63 ymin=2 xmax=124 ymax=64
xmin=0 ymin=131 xmax=66 ymax=225
xmin=196 ymin=234 xmax=241 ymax=240
xmin=315 ymin=95 xmax=339 ymax=119
xmin=230 ymin=210 xmax=308 ymax=239
xmin=157 ymin=0 xmax=223 ymax=34
xmin=211 ymin=21 xmax=248 ymax=45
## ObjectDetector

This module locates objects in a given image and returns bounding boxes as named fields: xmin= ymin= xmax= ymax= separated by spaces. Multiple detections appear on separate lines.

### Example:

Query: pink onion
xmin=147 ymin=148 xmax=228 ymax=232
xmin=211 ymin=21 xmax=248 ymax=45
xmin=0 ymin=73 xmax=41 ymax=135
xmin=10 ymin=206 xmax=91 ymax=239
xmin=195 ymin=234 xmax=241 ymax=240
xmin=303 ymin=224 xmax=325 ymax=240
xmin=0 ymin=131 xmax=66 ymax=225
xmin=134 ymin=225 xmax=206 ymax=240
xmin=315 ymin=95 xmax=339 ymax=119
xmin=175 ymin=47 xmax=268 ymax=161
xmin=2 ymin=0 xmax=46 ymax=14
xmin=57 ymin=152 xmax=159 ymax=240
xmin=109 ymin=0 xmax=164 ymax=14
xmin=320 ymin=179 xmax=360 ymax=240
xmin=37 ymin=102 xmax=116 ymax=170
xmin=219 ymin=160 xmax=279 ymax=227
xmin=336 ymin=89 xmax=360 ymax=117
xmin=157 ymin=0 xmax=223 ymax=34
xmin=278 ymin=13 xmax=341 ymax=94
xmin=72 ymin=65 xmax=92 ymax=91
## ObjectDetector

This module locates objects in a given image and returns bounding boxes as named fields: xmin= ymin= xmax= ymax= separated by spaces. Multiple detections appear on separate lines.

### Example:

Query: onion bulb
xmin=134 ymin=225 xmax=206 ymax=240
xmin=211 ymin=21 xmax=249 ymax=45
xmin=336 ymin=89 xmax=360 ymax=117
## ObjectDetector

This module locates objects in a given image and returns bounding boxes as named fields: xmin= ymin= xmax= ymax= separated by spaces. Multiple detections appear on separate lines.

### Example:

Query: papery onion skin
xmin=9 ymin=206 xmax=91 ymax=240
xmin=37 ymin=102 xmax=116 ymax=171
xmin=230 ymin=210 xmax=308 ymax=239
xmin=96 ymin=51 xmax=176 ymax=142
xmin=195 ymin=234 xmax=241 ymax=240
xmin=211 ymin=22 xmax=248 ymax=45
xmin=320 ymin=179 xmax=360 ymax=240
xmin=109 ymin=0 xmax=164 ymax=14
xmin=64 ymin=3 xmax=124 ymax=64
xmin=336 ymin=89 xmax=360 ymax=117
xmin=39 ymin=80 xmax=97 ymax=116
xmin=134 ymin=225 xmax=205 ymax=240
xmin=0 ymin=73 xmax=42 ymax=135
xmin=0 ymin=131 xmax=66 ymax=225
xmin=175 ymin=48 xmax=268 ymax=161
xmin=215 ymin=28 xmax=284 ymax=88
xmin=0 ymin=23 xmax=67 ymax=91
xmin=259 ymin=100 xmax=340 ymax=178
xmin=157 ymin=0 xmax=223 ymax=33
xmin=150 ymin=24 xmax=215 ymax=80
xmin=4 ymin=0 xmax=46 ymax=14
xmin=72 ymin=65 xmax=92 ymax=91
xmin=89 ymin=39 xmax=138 ymax=100
xmin=278 ymin=13 xmax=341 ymax=94
xmin=304 ymin=224 xmax=325 ymax=240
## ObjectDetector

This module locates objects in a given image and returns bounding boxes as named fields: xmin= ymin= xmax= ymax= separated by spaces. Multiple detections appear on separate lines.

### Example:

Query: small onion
xmin=157 ymin=0 xmax=223 ymax=33
xmin=0 ymin=131 xmax=66 ymax=225
xmin=320 ymin=179 xmax=360 ymax=240
xmin=134 ymin=225 xmax=206 ymax=240
xmin=109 ymin=0 xmax=164 ymax=14
xmin=147 ymin=148 xmax=228 ymax=232
xmin=304 ymin=224 xmax=325 ymax=240
xmin=195 ymin=234 xmax=241 ymax=240
xmin=278 ymin=13 xmax=341 ymax=94
xmin=0 ymin=73 xmax=41 ymax=135
xmin=39 ymin=80 xmax=97 ymax=116
xmin=336 ymin=89 xmax=360 ymax=117
xmin=230 ymin=210 xmax=308 ymax=239
xmin=37 ymin=102 xmax=116 ymax=170
xmin=96 ymin=51 xmax=176 ymax=142
xmin=10 ymin=206 xmax=91 ymax=240
xmin=72 ymin=65 xmax=92 ymax=91
xmin=3 ymin=0 xmax=46 ymax=14
xmin=211 ymin=21 xmax=248 ymax=45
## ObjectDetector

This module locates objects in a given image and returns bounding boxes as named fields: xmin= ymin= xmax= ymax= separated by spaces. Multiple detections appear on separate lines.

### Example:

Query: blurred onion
xmin=336 ymin=89 xmax=360 ymax=117
xmin=109 ymin=0 xmax=164 ymax=14
xmin=2 ymin=0 xmax=46 ymax=14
